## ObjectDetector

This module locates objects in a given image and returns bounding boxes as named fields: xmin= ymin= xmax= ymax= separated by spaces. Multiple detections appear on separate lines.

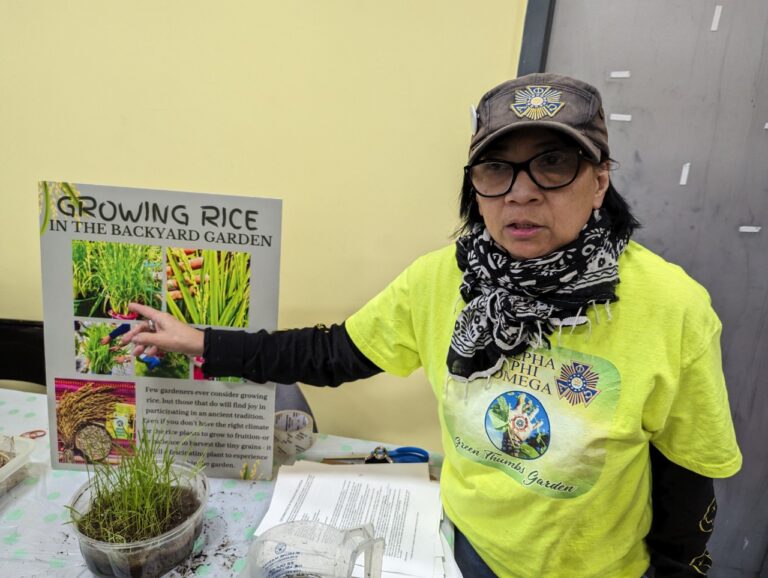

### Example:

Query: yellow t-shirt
xmin=346 ymin=241 xmax=741 ymax=578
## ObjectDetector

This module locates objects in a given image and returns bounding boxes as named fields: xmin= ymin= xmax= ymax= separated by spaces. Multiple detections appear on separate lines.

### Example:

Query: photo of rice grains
xmin=55 ymin=379 xmax=136 ymax=464
xmin=72 ymin=240 xmax=162 ymax=319
xmin=165 ymin=248 xmax=251 ymax=328
xmin=75 ymin=321 xmax=133 ymax=376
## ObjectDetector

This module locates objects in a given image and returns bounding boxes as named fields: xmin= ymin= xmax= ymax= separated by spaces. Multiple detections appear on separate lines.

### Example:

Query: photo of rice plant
xmin=72 ymin=240 xmax=101 ymax=317
xmin=135 ymin=351 xmax=191 ymax=379
xmin=72 ymin=240 xmax=162 ymax=319
xmin=55 ymin=379 xmax=136 ymax=464
xmin=166 ymin=248 xmax=251 ymax=328
xmin=75 ymin=321 xmax=133 ymax=376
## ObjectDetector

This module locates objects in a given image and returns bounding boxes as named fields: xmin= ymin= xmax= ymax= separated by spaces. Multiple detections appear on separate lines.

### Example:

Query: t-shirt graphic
xmin=445 ymin=346 xmax=621 ymax=498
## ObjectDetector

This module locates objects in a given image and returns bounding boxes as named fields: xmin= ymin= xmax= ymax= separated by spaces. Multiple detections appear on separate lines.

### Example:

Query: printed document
xmin=255 ymin=461 xmax=444 ymax=577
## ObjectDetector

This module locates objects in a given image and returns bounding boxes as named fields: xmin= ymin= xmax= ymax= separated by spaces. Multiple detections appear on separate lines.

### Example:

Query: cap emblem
xmin=511 ymin=85 xmax=565 ymax=120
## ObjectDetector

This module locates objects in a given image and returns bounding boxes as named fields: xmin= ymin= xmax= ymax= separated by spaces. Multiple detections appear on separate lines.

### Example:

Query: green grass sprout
xmin=70 ymin=424 xmax=205 ymax=544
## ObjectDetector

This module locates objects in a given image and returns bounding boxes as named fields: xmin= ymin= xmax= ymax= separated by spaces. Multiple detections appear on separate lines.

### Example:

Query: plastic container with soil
xmin=0 ymin=434 xmax=35 ymax=495
xmin=69 ymin=461 xmax=208 ymax=578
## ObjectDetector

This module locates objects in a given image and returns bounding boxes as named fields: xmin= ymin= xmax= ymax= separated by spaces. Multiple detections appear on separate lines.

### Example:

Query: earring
xmin=593 ymin=208 xmax=601 ymax=221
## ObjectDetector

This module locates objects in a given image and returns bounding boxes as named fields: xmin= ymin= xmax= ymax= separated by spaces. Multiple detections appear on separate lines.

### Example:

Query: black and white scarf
xmin=447 ymin=210 xmax=630 ymax=381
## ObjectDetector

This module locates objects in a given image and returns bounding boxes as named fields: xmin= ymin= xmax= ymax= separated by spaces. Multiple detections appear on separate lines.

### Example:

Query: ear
xmin=592 ymin=162 xmax=610 ymax=209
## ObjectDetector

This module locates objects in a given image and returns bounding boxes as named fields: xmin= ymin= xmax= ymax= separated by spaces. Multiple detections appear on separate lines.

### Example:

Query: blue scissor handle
xmin=388 ymin=446 xmax=429 ymax=463
xmin=364 ymin=445 xmax=430 ymax=464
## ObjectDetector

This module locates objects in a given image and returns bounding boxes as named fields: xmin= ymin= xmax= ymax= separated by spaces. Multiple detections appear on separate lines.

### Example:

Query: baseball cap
xmin=469 ymin=73 xmax=609 ymax=163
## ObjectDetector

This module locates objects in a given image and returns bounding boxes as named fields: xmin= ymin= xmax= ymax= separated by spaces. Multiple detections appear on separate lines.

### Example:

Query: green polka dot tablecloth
xmin=0 ymin=389 xmax=437 ymax=576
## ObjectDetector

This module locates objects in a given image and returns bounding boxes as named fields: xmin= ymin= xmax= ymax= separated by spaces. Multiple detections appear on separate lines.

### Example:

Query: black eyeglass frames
xmin=466 ymin=148 xmax=584 ymax=197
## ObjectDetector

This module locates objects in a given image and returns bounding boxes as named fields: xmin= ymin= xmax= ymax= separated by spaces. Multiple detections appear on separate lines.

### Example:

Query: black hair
xmin=456 ymin=154 xmax=641 ymax=240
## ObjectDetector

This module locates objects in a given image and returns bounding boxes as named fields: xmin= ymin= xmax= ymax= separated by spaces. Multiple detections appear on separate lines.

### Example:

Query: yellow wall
xmin=0 ymin=0 xmax=527 ymax=452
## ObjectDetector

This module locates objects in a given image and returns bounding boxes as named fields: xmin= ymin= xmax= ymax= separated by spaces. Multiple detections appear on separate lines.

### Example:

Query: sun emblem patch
xmin=556 ymin=362 xmax=600 ymax=406
xmin=511 ymin=85 xmax=565 ymax=120
xmin=485 ymin=391 xmax=551 ymax=460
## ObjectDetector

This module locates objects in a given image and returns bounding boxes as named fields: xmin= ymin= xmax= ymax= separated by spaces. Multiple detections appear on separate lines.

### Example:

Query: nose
xmin=504 ymin=169 xmax=542 ymax=204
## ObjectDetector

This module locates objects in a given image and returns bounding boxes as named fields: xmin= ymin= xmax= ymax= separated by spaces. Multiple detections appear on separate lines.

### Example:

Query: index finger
xmin=128 ymin=302 xmax=161 ymax=320
xmin=119 ymin=320 xmax=154 ymax=345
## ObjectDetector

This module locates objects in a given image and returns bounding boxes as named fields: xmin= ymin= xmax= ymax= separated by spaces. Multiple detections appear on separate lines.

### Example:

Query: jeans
xmin=454 ymin=526 xmax=498 ymax=578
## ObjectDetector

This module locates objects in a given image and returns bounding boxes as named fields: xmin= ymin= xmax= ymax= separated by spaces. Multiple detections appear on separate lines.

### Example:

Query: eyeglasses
xmin=466 ymin=148 xmax=584 ymax=197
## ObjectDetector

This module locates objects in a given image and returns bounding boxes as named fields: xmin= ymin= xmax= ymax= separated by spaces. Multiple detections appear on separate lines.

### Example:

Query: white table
xmin=0 ymin=389 xmax=444 ymax=577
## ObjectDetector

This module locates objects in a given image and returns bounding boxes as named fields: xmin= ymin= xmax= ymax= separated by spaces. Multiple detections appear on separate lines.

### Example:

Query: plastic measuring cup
xmin=248 ymin=521 xmax=384 ymax=578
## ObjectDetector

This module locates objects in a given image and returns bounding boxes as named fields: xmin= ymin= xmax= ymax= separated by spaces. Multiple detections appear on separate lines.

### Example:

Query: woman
xmin=124 ymin=73 xmax=741 ymax=577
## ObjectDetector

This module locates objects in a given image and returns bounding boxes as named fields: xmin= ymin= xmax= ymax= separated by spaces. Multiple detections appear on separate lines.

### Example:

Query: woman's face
xmin=474 ymin=128 xmax=609 ymax=260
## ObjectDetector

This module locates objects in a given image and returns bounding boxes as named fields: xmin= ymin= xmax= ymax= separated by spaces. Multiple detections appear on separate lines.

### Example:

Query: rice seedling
xmin=93 ymin=242 xmax=162 ymax=317
xmin=166 ymin=248 xmax=250 ymax=327
xmin=71 ymin=424 xmax=205 ymax=544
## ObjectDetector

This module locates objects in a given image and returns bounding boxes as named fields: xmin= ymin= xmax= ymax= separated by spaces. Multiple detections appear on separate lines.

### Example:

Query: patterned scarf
xmin=447 ymin=210 xmax=630 ymax=381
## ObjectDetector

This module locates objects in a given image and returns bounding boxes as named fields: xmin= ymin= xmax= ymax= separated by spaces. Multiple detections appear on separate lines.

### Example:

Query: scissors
xmin=323 ymin=445 xmax=429 ymax=465
xmin=365 ymin=446 xmax=429 ymax=464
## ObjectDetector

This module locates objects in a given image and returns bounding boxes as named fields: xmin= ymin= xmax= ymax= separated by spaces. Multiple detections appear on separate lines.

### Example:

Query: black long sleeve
xmin=202 ymin=322 xmax=382 ymax=387
xmin=647 ymin=444 xmax=717 ymax=577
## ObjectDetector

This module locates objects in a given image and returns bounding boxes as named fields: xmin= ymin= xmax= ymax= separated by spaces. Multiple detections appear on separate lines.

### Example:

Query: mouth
xmin=505 ymin=221 xmax=543 ymax=238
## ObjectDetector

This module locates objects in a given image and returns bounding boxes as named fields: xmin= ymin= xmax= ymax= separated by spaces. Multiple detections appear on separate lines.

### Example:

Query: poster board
xmin=38 ymin=182 xmax=281 ymax=479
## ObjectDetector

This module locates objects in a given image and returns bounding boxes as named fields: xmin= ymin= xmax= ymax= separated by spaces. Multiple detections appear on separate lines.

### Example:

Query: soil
xmin=79 ymin=485 xmax=199 ymax=542
xmin=163 ymin=485 xmax=201 ymax=532
xmin=78 ymin=485 xmax=202 ymax=578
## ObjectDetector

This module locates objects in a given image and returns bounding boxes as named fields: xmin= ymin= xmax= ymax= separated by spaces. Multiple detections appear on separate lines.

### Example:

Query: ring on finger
xmin=147 ymin=319 xmax=156 ymax=332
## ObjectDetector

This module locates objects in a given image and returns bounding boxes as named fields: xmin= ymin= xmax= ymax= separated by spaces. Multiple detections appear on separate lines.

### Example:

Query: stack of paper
xmin=255 ymin=460 xmax=445 ymax=578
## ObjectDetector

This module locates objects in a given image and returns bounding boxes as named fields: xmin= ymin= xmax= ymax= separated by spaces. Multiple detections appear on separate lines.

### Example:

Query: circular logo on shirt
xmin=485 ymin=391 xmax=551 ymax=460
